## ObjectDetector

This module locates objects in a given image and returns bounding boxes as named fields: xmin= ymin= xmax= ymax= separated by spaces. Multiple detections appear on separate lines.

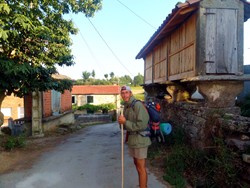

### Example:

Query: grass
xmin=131 ymin=86 xmax=144 ymax=94
xmin=131 ymin=86 xmax=145 ymax=101
xmin=148 ymin=126 xmax=249 ymax=188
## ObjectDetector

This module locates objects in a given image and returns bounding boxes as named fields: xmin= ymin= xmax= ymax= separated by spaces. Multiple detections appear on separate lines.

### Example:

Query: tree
xmin=91 ymin=70 xmax=96 ymax=78
xmin=104 ymin=74 xmax=109 ymax=80
xmin=0 ymin=1 xmax=102 ymax=124
xmin=119 ymin=75 xmax=132 ymax=86
xmin=110 ymin=72 xmax=114 ymax=79
xmin=133 ymin=73 xmax=144 ymax=86
xmin=82 ymin=71 xmax=91 ymax=82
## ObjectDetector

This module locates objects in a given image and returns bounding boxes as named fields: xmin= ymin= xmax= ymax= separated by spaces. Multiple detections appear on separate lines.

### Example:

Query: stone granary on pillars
xmin=136 ymin=0 xmax=250 ymax=107
xmin=136 ymin=0 xmax=250 ymax=148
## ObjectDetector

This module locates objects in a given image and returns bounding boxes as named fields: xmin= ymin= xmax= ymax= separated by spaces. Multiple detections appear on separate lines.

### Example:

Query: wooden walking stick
xmin=120 ymin=106 xmax=124 ymax=188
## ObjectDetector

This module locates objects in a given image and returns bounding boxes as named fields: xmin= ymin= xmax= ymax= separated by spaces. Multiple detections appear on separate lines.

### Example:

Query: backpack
xmin=130 ymin=99 xmax=165 ymax=143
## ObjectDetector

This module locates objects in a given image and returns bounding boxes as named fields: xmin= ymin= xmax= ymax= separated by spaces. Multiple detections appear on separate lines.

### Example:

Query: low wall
xmin=21 ymin=111 xmax=111 ymax=136
xmin=42 ymin=111 xmax=75 ymax=133
xmin=75 ymin=114 xmax=112 ymax=126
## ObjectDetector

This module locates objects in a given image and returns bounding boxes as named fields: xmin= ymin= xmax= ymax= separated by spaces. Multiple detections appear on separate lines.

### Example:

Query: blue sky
xmin=57 ymin=0 xmax=250 ymax=80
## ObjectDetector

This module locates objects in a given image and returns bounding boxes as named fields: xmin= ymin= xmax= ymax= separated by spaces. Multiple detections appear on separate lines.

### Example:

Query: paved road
xmin=0 ymin=123 xmax=168 ymax=188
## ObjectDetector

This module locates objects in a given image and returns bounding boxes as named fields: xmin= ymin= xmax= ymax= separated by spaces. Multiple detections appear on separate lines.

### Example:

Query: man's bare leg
xmin=134 ymin=158 xmax=148 ymax=188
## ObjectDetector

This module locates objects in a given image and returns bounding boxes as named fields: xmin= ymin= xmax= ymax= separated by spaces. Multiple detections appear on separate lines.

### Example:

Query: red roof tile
xmin=71 ymin=85 xmax=120 ymax=95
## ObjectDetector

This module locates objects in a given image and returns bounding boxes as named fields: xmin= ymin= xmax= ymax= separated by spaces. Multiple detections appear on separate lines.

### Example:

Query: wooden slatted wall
xmin=153 ymin=38 xmax=168 ymax=83
xmin=169 ymin=13 xmax=197 ymax=80
xmin=145 ymin=52 xmax=153 ymax=84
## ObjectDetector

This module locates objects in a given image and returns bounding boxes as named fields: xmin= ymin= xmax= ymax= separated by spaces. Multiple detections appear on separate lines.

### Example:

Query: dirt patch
xmin=0 ymin=132 xmax=68 ymax=175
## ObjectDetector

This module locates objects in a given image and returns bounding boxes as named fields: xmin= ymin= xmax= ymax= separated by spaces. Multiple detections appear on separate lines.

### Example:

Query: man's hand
xmin=118 ymin=115 xmax=126 ymax=125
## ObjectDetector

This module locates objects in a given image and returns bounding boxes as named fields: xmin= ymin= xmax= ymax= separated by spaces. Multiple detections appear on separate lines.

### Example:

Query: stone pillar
xmin=197 ymin=81 xmax=244 ymax=108
xmin=32 ymin=91 xmax=44 ymax=137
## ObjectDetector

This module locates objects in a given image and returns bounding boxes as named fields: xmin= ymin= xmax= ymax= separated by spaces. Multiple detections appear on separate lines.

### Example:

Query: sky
xmin=57 ymin=0 xmax=250 ymax=80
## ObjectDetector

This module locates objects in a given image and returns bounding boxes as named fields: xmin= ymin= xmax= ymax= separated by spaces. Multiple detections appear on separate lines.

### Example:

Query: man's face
xmin=120 ymin=90 xmax=132 ymax=102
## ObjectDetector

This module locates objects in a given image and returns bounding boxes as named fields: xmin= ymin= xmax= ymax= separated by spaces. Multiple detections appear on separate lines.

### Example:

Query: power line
xmin=115 ymin=0 xmax=157 ymax=30
xmin=70 ymin=14 xmax=103 ymax=75
xmin=87 ymin=17 xmax=134 ymax=78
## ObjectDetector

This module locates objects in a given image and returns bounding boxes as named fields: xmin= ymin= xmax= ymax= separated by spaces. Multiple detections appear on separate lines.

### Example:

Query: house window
xmin=1 ymin=108 xmax=12 ymax=116
xmin=18 ymin=107 xmax=24 ymax=118
xmin=51 ymin=90 xmax=61 ymax=115
xmin=72 ymin=95 xmax=76 ymax=104
xmin=87 ymin=96 xmax=94 ymax=103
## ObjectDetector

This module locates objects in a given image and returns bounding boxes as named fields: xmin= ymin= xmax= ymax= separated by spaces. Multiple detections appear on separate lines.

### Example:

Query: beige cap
xmin=120 ymin=85 xmax=131 ymax=92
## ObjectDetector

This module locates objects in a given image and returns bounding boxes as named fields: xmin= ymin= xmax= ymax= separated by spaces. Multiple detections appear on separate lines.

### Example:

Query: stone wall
xmin=159 ymin=100 xmax=250 ymax=181
xmin=219 ymin=113 xmax=250 ymax=151
xmin=160 ymin=100 xmax=250 ymax=150
xmin=74 ymin=114 xmax=112 ymax=127
xmin=144 ymin=81 xmax=250 ymax=149
xmin=42 ymin=110 xmax=75 ymax=133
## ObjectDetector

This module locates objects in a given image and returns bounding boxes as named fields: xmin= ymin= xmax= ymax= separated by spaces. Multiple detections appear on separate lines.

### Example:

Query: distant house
xmin=24 ymin=90 xmax=73 ymax=136
xmin=24 ymin=90 xmax=72 ymax=119
xmin=1 ymin=95 xmax=24 ymax=126
xmin=0 ymin=89 xmax=73 ymax=135
xmin=71 ymin=85 xmax=120 ymax=109
xmin=1 ymin=74 xmax=74 ymax=136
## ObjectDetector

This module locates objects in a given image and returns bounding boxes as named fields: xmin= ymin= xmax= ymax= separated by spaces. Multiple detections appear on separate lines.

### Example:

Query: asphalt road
xmin=0 ymin=123 xmax=168 ymax=188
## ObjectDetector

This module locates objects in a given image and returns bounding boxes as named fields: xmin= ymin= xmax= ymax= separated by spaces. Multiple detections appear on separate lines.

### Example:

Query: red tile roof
xmin=71 ymin=85 xmax=120 ymax=95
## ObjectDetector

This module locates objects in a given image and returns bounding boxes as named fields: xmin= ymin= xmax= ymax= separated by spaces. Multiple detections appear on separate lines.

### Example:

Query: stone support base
xmin=197 ymin=81 xmax=243 ymax=108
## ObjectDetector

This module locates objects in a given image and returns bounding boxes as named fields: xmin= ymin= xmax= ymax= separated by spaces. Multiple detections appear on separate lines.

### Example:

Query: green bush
xmin=76 ymin=103 xmax=100 ymax=113
xmin=3 ymin=135 xmax=26 ymax=151
xmin=99 ymin=103 xmax=116 ymax=114
xmin=76 ymin=103 xmax=116 ymax=114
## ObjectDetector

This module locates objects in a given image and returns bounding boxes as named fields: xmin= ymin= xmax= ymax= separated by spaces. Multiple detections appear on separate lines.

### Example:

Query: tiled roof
xmin=52 ymin=73 xmax=72 ymax=80
xmin=71 ymin=85 xmax=120 ymax=95
xmin=136 ymin=0 xmax=250 ymax=59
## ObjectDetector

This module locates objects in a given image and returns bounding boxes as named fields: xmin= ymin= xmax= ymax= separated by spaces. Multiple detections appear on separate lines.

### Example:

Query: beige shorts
xmin=128 ymin=147 xmax=148 ymax=159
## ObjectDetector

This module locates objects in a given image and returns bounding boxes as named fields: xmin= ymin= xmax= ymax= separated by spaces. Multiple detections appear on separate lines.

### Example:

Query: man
xmin=118 ymin=85 xmax=151 ymax=188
